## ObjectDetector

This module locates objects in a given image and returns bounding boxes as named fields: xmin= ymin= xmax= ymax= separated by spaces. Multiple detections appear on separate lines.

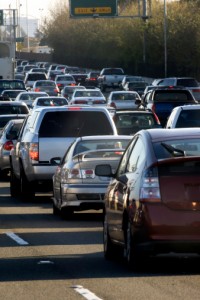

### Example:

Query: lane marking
xmin=37 ymin=260 xmax=54 ymax=265
xmin=5 ymin=232 xmax=29 ymax=245
xmin=72 ymin=285 xmax=103 ymax=300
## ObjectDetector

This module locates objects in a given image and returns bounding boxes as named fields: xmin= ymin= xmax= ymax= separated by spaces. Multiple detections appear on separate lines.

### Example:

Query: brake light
xmin=139 ymin=166 xmax=161 ymax=202
xmin=110 ymin=102 xmax=116 ymax=109
xmin=54 ymin=88 xmax=59 ymax=93
xmin=57 ymin=83 xmax=62 ymax=87
xmin=74 ymin=99 xmax=87 ymax=104
xmin=29 ymin=143 xmax=39 ymax=161
xmin=151 ymin=103 xmax=155 ymax=113
xmin=68 ymin=168 xmax=81 ymax=178
xmin=3 ymin=141 xmax=14 ymax=151
xmin=82 ymin=169 xmax=95 ymax=178
xmin=68 ymin=107 xmax=82 ymax=110
xmin=35 ymin=88 xmax=41 ymax=92
xmin=152 ymin=111 xmax=161 ymax=124
xmin=93 ymin=100 xmax=106 ymax=104
xmin=192 ymin=89 xmax=200 ymax=92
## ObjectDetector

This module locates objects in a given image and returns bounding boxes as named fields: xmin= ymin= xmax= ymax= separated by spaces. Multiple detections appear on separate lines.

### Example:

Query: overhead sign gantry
xmin=69 ymin=0 xmax=118 ymax=18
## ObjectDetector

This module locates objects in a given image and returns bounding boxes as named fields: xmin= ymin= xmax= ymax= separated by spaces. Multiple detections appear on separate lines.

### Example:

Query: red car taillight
xmin=74 ymin=99 xmax=87 ymax=104
xmin=3 ymin=141 xmax=14 ymax=151
xmin=64 ymin=168 xmax=95 ymax=181
xmin=152 ymin=111 xmax=161 ymax=124
xmin=29 ymin=143 xmax=39 ymax=161
xmin=93 ymin=100 xmax=106 ymax=104
xmin=34 ymin=88 xmax=41 ymax=92
xmin=151 ymin=103 xmax=156 ymax=113
xmin=110 ymin=102 xmax=116 ymax=109
xmin=139 ymin=166 xmax=161 ymax=203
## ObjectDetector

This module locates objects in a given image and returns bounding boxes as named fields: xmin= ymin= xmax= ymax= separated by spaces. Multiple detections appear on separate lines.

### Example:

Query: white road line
xmin=72 ymin=285 xmax=103 ymax=300
xmin=5 ymin=232 xmax=29 ymax=245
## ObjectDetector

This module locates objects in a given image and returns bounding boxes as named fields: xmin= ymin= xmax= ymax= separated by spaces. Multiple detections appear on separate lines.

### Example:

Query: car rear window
xmin=177 ymin=78 xmax=199 ymax=87
xmin=154 ymin=91 xmax=192 ymax=102
xmin=0 ymin=105 xmax=29 ymax=114
xmin=39 ymin=111 xmax=114 ymax=137
xmin=153 ymin=139 xmax=200 ymax=159
xmin=27 ymin=74 xmax=46 ymax=81
xmin=176 ymin=110 xmax=200 ymax=127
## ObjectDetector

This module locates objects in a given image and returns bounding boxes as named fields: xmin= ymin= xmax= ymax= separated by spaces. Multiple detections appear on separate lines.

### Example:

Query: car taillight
xmin=152 ymin=111 xmax=161 ymax=124
xmin=110 ymin=102 xmax=116 ymax=109
xmin=3 ymin=141 xmax=14 ymax=151
xmin=62 ymin=168 xmax=81 ymax=182
xmin=62 ymin=168 xmax=95 ymax=182
xmin=139 ymin=166 xmax=161 ymax=202
xmin=29 ymin=143 xmax=39 ymax=161
xmin=35 ymin=88 xmax=41 ymax=92
xmin=82 ymin=169 xmax=95 ymax=178
xmin=74 ymin=99 xmax=87 ymax=104
xmin=57 ymin=83 xmax=62 ymax=87
xmin=93 ymin=100 xmax=106 ymax=104
xmin=151 ymin=103 xmax=155 ymax=113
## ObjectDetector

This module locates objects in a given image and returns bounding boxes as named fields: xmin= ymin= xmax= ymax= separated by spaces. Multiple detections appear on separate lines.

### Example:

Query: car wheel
xmin=103 ymin=214 xmax=123 ymax=260
xmin=20 ymin=165 xmax=35 ymax=200
xmin=104 ymin=214 xmax=114 ymax=259
xmin=10 ymin=167 xmax=20 ymax=198
xmin=125 ymin=221 xmax=141 ymax=271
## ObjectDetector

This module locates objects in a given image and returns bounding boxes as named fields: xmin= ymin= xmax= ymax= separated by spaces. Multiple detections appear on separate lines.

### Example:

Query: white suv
xmin=165 ymin=104 xmax=200 ymax=128
xmin=10 ymin=106 xmax=118 ymax=200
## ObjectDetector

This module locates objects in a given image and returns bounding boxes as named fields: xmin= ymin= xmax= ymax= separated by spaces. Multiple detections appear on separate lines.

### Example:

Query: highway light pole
xmin=164 ymin=0 xmax=167 ymax=77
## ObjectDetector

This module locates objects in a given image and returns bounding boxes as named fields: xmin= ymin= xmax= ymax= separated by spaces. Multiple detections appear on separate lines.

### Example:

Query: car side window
xmin=126 ymin=138 xmax=145 ymax=173
xmin=117 ymin=137 xmax=137 ymax=176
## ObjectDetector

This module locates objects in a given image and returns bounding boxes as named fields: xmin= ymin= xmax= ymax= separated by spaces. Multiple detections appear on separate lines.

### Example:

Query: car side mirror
xmin=50 ymin=157 xmax=61 ymax=165
xmin=135 ymin=99 xmax=141 ymax=105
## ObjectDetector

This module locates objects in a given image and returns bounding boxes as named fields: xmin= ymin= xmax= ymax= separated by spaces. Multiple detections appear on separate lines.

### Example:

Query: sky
xmin=0 ymin=0 xmax=61 ymax=20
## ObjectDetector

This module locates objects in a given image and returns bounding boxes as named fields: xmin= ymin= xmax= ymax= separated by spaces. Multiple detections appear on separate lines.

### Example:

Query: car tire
xmin=103 ymin=214 xmax=114 ymax=259
xmin=104 ymin=214 xmax=123 ymax=260
xmin=20 ymin=164 xmax=35 ymax=200
xmin=10 ymin=167 xmax=20 ymax=198
xmin=125 ymin=221 xmax=142 ymax=271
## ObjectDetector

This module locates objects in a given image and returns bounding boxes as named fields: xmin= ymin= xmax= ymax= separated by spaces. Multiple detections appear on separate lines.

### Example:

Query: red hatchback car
xmin=95 ymin=128 xmax=200 ymax=269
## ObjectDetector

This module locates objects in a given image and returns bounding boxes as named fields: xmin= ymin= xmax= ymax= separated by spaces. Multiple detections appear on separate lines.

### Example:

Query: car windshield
xmin=153 ymin=138 xmax=200 ymax=159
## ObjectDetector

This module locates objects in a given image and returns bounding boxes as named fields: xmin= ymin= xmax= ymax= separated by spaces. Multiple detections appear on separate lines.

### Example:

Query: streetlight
xmin=164 ymin=0 xmax=167 ymax=77
xmin=26 ymin=0 xmax=29 ymax=51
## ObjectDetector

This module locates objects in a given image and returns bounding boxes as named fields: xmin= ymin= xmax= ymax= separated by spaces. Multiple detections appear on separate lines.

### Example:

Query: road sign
xmin=0 ymin=10 xmax=3 ymax=26
xmin=70 ymin=0 xmax=118 ymax=18
xmin=16 ymin=37 xmax=24 ymax=43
